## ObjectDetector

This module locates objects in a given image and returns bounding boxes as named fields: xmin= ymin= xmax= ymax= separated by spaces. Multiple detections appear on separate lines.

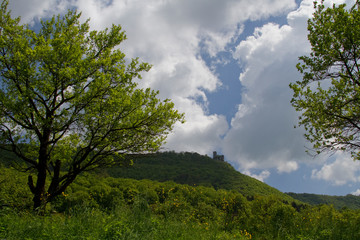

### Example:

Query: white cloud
xmin=244 ymin=170 xmax=271 ymax=182
xmin=163 ymin=98 xmax=229 ymax=155
xmin=277 ymin=161 xmax=298 ymax=173
xmin=224 ymin=0 xmax=314 ymax=171
xmin=8 ymin=0 xmax=70 ymax=24
xmin=351 ymin=189 xmax=360 ymax=196
xmin=311 ymin=154 xmax=360 ymax=186
xmin=200 ymin=26 xmax=244 ymax=58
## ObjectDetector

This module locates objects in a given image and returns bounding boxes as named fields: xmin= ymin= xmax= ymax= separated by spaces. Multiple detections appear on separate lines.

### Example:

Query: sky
xmin=8 ymin=0 xmax=360 ymax=196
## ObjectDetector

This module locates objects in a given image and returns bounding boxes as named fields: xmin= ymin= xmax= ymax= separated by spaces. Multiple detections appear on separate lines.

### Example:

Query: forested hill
xmin=286 ymin=192 xmax=360 ymax=210
xmin=105 ymin=151 xmax=360 ymax=209
xmin=104 ymin=151 xmax=295 ymax=202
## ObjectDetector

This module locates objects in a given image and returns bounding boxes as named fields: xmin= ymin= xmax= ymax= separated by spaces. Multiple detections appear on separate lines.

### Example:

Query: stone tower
xmin=213 ymin=151 xmax=224 ymax=161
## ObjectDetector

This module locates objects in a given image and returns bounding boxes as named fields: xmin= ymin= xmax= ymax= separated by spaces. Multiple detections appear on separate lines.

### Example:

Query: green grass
xmin=0 ymin=205 xmax=252 ymax=240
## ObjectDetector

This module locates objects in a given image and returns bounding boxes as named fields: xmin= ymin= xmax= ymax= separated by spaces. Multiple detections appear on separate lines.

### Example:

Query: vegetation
xmin=105 ymin=151 xmax=295 ymax=201
xmin=287 ymin=192 xmax=360 ymax=210
xmin=2 ymin=165 xmax=360 ymax=239
xmin=290 ymin=1 xmax=360 ymax=159
xmin=0 ymin=0 xmax=183 ymax=211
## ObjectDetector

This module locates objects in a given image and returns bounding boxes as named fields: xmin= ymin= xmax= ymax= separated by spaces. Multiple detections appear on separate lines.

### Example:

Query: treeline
xmin=1 ymin=166 xmax=360 ymax=239
xmin=287 ymin=192 xmax=360 ymax=210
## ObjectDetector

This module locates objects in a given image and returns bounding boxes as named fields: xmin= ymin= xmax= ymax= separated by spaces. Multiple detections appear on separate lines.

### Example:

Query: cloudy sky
xmin=9 ymin=0 xmax=360 ymax=196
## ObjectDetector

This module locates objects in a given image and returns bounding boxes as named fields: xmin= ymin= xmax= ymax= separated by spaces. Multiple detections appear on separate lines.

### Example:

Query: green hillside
xmin=104 ymin=151 xmax=295 ymax=202
xmin=286 ymin=192 xmax=360 ymax=210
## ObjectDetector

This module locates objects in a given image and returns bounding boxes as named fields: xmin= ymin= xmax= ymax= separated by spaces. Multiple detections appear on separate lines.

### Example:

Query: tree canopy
xmin=0 ymin=0 xmax=184 ymax=211
xmin=290 ymin=0 xmax=360 ymax=159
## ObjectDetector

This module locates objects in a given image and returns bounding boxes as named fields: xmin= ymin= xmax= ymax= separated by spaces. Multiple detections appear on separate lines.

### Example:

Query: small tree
xmin=290 ymin=0 xmax=360 ymax=159
xmin=0 ymin=0 xmax=184 ymax=212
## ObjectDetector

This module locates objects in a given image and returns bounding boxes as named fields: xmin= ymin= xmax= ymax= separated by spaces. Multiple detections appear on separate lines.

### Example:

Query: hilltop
xmin=104 ymin=151 xmax=295 ymax=202
xmin=105 ymin=151 xmax=360 ymax=209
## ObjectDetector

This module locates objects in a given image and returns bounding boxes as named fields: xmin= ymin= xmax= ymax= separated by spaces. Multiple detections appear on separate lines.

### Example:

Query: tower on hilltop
xmin=213 ymin=151 xmax=224 ymax=161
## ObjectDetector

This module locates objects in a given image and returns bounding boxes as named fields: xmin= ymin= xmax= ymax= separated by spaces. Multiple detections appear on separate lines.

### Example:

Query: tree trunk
xmin=47 ymin=160 xmax=61 ymax=196
xmin=33 ymin=165 xmax=47 ymax=212
xmin=32 ymin=142 xmax=49 ymax=214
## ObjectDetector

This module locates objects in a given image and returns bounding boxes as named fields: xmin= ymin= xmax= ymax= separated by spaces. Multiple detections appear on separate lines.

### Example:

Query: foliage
xmin=0 ymin=167 xmax=33 ymax=210
xmin=2 ymin=165 xmax=360 ymax=239
xmin=105 ymin=151 xmax=294 ymax=201
xmin=290 ymin=1 xmax=360 ymax=159
xmin=0 ymin=0 xmax=183 ymax=211
xmin=287 ymin=192 xmax=360 ymax=210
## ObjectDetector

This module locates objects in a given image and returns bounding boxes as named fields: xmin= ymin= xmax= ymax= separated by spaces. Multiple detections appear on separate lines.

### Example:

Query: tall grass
xmin=0 ymin=203 xmax=251 ymax=240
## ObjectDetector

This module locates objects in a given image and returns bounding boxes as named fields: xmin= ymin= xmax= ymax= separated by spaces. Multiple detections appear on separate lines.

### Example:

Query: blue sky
xmin=9 ymin=0 xmax=360 ymax=196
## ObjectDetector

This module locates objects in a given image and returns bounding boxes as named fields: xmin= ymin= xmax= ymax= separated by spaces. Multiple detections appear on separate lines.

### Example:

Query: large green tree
xmin=290 ymin=1 xmax=360 ymax=159
xmin=0 ymin=0 xmax=184 ymax=211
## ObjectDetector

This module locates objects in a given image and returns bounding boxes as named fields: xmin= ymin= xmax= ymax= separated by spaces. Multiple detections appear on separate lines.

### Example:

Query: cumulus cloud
xmin=243 ymin=170 xmax=271 ymax=182
xmin=311 ymin=154 xmax=360 ymax=186
xmin=277 ymin=161 xmax=299 ymax=173
xmin=351 ymin=189 xmax=360 ymax=196
xmin=8 ymin=0 xmax=70 ymax=24
xmin=163 ymin=99 xmax=229 ymax=154
xmin=223 ymin=0 xmax=314 ymax=172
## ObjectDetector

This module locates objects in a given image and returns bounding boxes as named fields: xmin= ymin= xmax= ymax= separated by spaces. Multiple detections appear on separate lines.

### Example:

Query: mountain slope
xmin=105 ymin=151 xmax=295 ymax=202
xmin=286 ymin=192 xmax=360 ymax=209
